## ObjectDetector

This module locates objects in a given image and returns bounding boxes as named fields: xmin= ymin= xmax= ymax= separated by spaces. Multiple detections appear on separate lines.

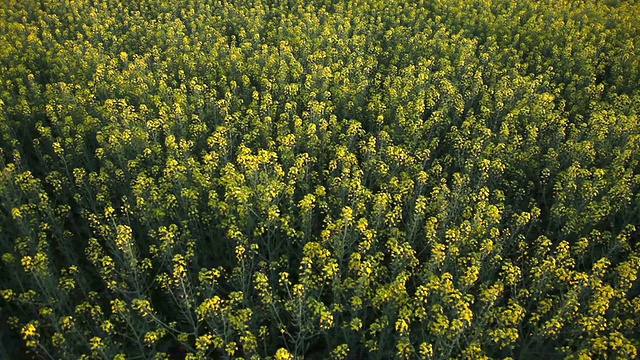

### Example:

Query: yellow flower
xmin=32 ymin=252 xmax=49 ymax=274
xmin=90 ymin=336 xmax=104 ymax=351
xmin=279 ymin=272 xmax=291 ymax=287
xmin=341 ymin=206 xmax=353 ymax=222
xmin=395 ymin=318 xmax=409 ymax=334
xmin=21 ymin=321 xmax=38 ymax=339
xmin=235 ymin=245 xmax=246 ymax=262
xmin=144 ymin=330 xmax=160 ymax=345
xmin=350 ymin=317 xmax=362 ymax=331
xmin=115 ymin=225 xmax=133 ymax=252
xmin=241 ymin=331 xmax=258 ymax=353
xmin=431 ymin=243 xmax=446 ymax=267
xmin=60 ymin=316 xmax=75 ymax=331
xmin=331 ymin=344 xmax=349 ymax=360
xmin=299 ymin=194 xmax=316 ymax=212
xmin=196 ymin=334 xmax=214 ymax=351
xmin=319 ymin=310 xmax=334 ymax=329
xmin=21 ymin=321 xmax=38 ymax=348
xmin=21 ymin=255 xmax=33 ymax=272
xmin=39 ymin=307 xmax=53 ymax=317
xmin=111 ymin=299 xmax=127 ymax=315
xmin=104 ymin=205 xmax=115 ymax=217
xmin=419 ymin=342 xmax=434 ymax=358
xmin=132 ymin=298 xmax=153 ymax=317
xmin=196 ymin=296 xmax=221 ymax=321
xmin=275 ymin=348 xmax=293 ymax=360
xmin=225 ymin=342 xmax=237 ymax=356
xmin=0 ymin=289 xmax=15 ymax=300
xmin=101 ymin=320 xmax=114 ymax=334
xmin=11 ymin=207 xmax=22 ymax=219
xmin=172 ymin=254 xmax=187 ymax=280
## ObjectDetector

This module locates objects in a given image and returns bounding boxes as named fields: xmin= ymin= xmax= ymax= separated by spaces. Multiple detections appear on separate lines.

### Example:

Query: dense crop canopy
xmin=1 ymin=0 xmax=639 ymax=359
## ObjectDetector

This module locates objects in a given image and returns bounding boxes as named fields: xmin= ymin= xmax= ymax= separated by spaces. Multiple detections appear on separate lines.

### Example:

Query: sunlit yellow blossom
xmin=196 ymin=334 xmax=214 ymax=351
xmin=225 ymin=342 xmax=237 ymax=356
xmin=104 ymin=205 xmax=115 ymax=217
xmin=101 ymin=320 xmax=114 ymax=334
xmin=21 ymin=255 xmax=33 ymax=272
xmin=196 ymin=296 xmax=221 ymax=321
xmin=420 ymin=342 xmax=434 ymax=358
xmin=90 ymin=336 xmax=104 ymax=351
xmin=1 ymin=289 xmax=15 ymax=300
xmin=21 ymin=321 xmax=38 ymax=339
xmin=274 ymin=348 xmax=293 ymax=360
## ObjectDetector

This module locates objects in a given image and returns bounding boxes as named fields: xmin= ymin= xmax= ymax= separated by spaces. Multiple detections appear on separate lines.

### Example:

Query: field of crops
xmin=1 ymin=0 xmax=639 ymax=358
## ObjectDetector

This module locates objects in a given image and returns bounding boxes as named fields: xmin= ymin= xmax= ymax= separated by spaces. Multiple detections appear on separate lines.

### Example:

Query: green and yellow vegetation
xmin=1 ymin=0 xmax=639 ymax=358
